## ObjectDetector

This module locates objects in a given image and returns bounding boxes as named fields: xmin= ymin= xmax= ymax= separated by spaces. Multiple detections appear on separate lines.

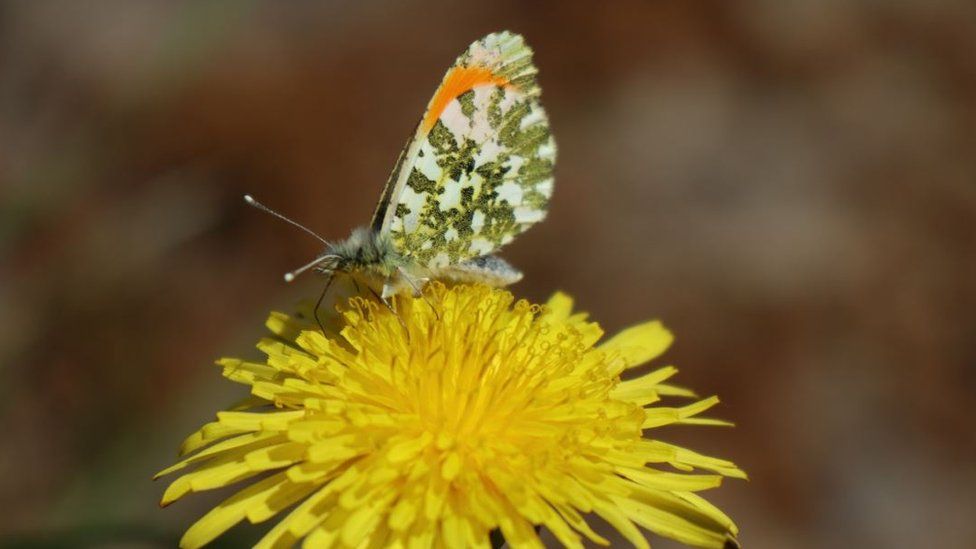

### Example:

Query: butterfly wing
xmin=370 ymin=31 xmax=556 ymax=269
xmin=438 ymin=255 xmax=523 ymax=286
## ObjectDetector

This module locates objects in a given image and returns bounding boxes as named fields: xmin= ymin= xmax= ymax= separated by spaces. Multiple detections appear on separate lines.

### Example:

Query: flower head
xmin=158 ymin=283 xmax=744 ymax=548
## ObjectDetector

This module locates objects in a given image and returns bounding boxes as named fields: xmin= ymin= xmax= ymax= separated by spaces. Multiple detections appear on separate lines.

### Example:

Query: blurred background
xmin=2 ymin=1 xmax=975 ymax=547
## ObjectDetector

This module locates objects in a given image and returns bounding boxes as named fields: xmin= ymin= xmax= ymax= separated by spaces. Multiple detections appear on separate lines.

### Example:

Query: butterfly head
xmin=244 ymin=195 xmax=402 ymax=283
xmin=273 ymin=228 xmax=402 ymax=286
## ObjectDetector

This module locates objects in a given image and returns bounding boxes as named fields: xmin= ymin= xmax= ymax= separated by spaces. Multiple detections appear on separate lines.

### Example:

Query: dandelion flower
xmin=157 ymin=283 xmax=744 ymax=548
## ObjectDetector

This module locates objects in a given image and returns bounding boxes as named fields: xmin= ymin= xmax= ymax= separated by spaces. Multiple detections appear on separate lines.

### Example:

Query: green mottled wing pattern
xmin=371 ymin=32 xmax=556 ymax=269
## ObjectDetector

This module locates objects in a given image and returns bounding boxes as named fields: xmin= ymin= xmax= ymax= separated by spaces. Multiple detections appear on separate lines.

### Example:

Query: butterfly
xmin=246 ymin=31 xmax=555 ymax=312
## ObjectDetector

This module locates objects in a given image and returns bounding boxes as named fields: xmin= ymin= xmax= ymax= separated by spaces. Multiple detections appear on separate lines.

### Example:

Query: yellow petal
xmin=386 ymin=432 xmax=433 ymax=463
xmin=543 ymin=292 xmax=574 ymax=319
xmin=388 ymin=498 xmax=418 ymax=532
xmin=553 ymin=503 xmax=609 ymax=546
xmin=600 ymin=320 xmax=673 ymax=371
xmin=612 ymin=365 xmax=678 ymax=404
xmin=654 ymin=382 xmax=698 ymax=398
xmin=254 ymin=488 xmax=338 ymax=548
xmin=537 ymin=505 xmax=583 ymax=549
xmin=676 ymin=491 xmax=738 ymax=535
xmin=245 ymin=479 xmax=320 ymax=524
xmin=441 ymin=452 xmax=462 ymax=481
xmin=641 ymin=441 xmax=747 ymax=479
xmin=642 ymin=396 xmax=720 ymax=429
xmin=591 ymin=499 xmax=648 ymax=549
xmin=178 ymin=421 xmax=245 ymax=456
xmin=265 ymin=310 xmax=308 ymax=340
xmin=244 ymin=441 xmax=306 ymax=471
xmin=440 ymin=511 xmax=466 ymax=548
xmin=179 ymin=472 xmax=289 ymax=549
xmin=155 ymin=432 xmax=284 ymax=479
xmin=303 ymin=524 xmax=339 ymax=548
xmin=613 ymin=495 xmax=729 ymax=548
xmin=217 ymin=409 xmax=305 ymax=431
xmin=618 ymin=467 xmax=722 ymax=492
xmin=218 ymin=357 xmax=279 ymax=385
xmin=161 ymin=456 xmax=263 ymax=506
xmin=340 ymin=491 xmax=396 ymax=547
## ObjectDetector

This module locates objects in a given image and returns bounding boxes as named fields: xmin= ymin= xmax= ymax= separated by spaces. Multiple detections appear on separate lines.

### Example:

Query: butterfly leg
xmin=396 ymin=268 xmax=438 ymax=319
xmin=312 ymin=273 xmax=337 ymax=335
xmin=369 ymin=285 xmax=397 ymax=316
xmin=369 ymin=285 xmax=409 ymax=339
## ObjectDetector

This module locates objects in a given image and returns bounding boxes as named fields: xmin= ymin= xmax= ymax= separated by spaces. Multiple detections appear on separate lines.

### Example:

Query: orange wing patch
xmin=421 ymin=66 xmax=509 ymax=133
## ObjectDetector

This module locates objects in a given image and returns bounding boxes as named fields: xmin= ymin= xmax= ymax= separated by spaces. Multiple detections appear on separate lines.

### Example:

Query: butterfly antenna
xmin=243 ymin=194 xmax=329 ymax=246
xmin=282 ymin=256 xmax=325 ymax=282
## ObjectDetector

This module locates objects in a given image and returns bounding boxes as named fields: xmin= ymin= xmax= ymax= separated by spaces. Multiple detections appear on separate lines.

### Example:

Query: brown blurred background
xmin=2 ymin=1 xmax=975 ymax=547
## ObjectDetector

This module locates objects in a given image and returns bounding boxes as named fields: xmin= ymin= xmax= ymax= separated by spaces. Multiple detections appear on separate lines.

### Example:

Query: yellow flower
xmin=157 ymin=283 xmax=744 ymax=548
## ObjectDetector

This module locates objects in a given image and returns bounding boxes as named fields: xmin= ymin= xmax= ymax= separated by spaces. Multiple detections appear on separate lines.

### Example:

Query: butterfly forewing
xmin=371 ymin=32 xmax=556 ymax=270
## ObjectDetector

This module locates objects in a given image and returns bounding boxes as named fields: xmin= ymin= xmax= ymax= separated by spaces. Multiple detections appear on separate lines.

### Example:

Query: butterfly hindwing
xmin=371 ymin=32 xmax=556 ymax=270
xmin=436 ymin=254 xmax=523 ymax=287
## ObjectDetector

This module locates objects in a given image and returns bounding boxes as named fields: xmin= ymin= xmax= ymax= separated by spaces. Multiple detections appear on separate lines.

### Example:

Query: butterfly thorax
xmin=321 ymin=227 xmax=432 ymax=298
xmin=322 ymin=227 xmax=404 ymax=279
